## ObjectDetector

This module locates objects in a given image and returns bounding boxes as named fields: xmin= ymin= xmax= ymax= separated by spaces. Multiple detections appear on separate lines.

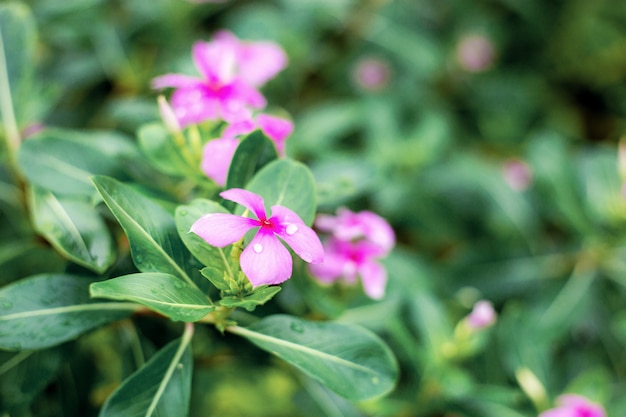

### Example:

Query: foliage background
xmin=2 ymin=0 xmax=626 ymax=416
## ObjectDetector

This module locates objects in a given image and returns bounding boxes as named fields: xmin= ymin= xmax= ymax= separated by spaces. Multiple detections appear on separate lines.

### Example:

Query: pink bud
xmin=466 ymin=300 xmax=496 ymax=329
xmin=456 ymin=34 xmax=494 ymax=73
xmin=353 ymin=57 xmax=390 ymax=91
xmin=503 ymin=159 xmax=532 ymax=191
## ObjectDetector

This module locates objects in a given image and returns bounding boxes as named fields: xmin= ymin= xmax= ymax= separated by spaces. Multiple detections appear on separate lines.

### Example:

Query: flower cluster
xmin=539 ymin=394 xmax=606 ymax=417
xmin=153 ymin=30 xmax=293 ymax=186
xmin=309 ymin=208 xmax=395 ymax=299
xmin=191 ymin=188 xmax=324 ymax=287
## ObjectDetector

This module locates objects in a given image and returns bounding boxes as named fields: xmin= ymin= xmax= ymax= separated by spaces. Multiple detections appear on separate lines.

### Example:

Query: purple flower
xmin=466 ymin=300 xmax=497 ymax=329
xmin=201 ymin=114 xmax=294 ymax=186
xmin=539 ymin=394 xmax=606 ymax=417
xmin=503 ymin=159 xmax=533 ymax=191
xmin=352 ymin=57 xmax=391 ymax=91
xmin=310 ymin=208 xmax=395 ymax=299
xmin=191 ymin=188 xmax=324 ymax=286
xmin=153 ymin=31 xmax=287 ymax=127
xmin=456 ymin=34 xmax=495 ymax=73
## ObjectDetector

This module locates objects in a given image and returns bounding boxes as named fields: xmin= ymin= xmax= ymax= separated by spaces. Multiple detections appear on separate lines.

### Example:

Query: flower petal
xmin=257 ymin=114 xmax=293 ymax=156
xmin=201 ymin=137 xmax=240 ymax=186
xmin=271 ymin=205 xmax=324 ymax=264
xmin=151 ymin=74 xmax=203 ymax=89
xmin=191 ymin=213 xmax=258 ymax=247
xmin=240 ymin=230 xmax=292 ymax=286
xmin=358 ymin=260 xmax=387 ymax=300
xmin=221 ymin=119 xmax=257 ymax=139
xmin=238 ymin=41 xmax=288 ymax=86
xmin=308 ymin=250 xmax=347 ymax=283
xmin=170 ymin=86 xmax=220 ymax=126
xmin=220 ymin=188 xmax=267 ymax=220
xmin=192 ymin=39 xmax=237 ymax=85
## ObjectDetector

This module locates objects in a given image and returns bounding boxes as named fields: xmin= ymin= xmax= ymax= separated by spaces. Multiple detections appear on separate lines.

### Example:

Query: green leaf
xmin=99 ymin=325 xmax=193 ymax=417
xmin=0 ymin=347 xmax=67 ymax=412
xmin=219 ymin=286 xmax=282 ymax=311
xmin=229 ymin=315 xmax=398 ymax=400
xmin=92 ymin=176 xmax=196 ymax=287
xmin=90 ymin=273 xmax=213 ymax=322
xmin=175 ymin=198 xmax=230 ymax=267
xmin=246 ymin=159 xmax=317 ymax=225
xmin=138 ymin=122 xmax=199 ymax=178
xmin=18 ymin=129 xmax=137 ymax=197
xmin=29 ymin=186 xmax=115 ymax=273
xmin=226 ymin=130 xmax=278 ymax=190
xmin=0 ymin=1 xmax=36 ymax=126
xmin=0 ymin=274 xmax=138 ymax=350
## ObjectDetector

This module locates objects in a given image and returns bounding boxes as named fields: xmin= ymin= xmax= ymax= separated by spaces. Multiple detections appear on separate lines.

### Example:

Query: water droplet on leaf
xmin=253 ymin=243 xmax=263 ymax=253
xmin=290 ymin=322 xmax=304 ymax=333
xmin=173 ymin=280 xmax=184 ymax=289
xmin=1 ymin=302 xmax=13 ymax=309
xmin=179 ymin=209 xmax=188 ymax=216
xmin=286 ymin=224 xmax=298 ymax=235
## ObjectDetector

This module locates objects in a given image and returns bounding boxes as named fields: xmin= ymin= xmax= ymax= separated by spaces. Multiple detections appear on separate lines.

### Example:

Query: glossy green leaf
xmin=18 ymin=129 xmax=137 ymax=197
xmin=90 ymin=273 xmax=213 ymax=322
xmin=229 ymin=314 xmax=398 ymax=400
xmin=175 ymin=198 xmax=230 ymax=268
xmin=99 ymin=326 xmax=193 ymax=417
xmin=92 ymin=176 xmax=196 ymax=288
xmin=226 ymin=130 xmax=278 ymax=190
xmin=0 ymin=274 xmax=138 ymax=350
xmin=30 ymin=186 xmax=114 ymax=273
xmin=246 ymin=159 xmax=317 ymax=225
xmin=219 ymin=285 xmax=281 ymax=311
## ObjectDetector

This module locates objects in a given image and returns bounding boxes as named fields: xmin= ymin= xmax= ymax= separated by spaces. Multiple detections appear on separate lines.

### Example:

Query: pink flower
xmin=539 ymin=394 xmax=606 ymax=417
xmin=309 ymin=238 xmax=388 ymax=299
xmin=152 ymin=31 xmax=287 ymax=127
xmin=201 ymin=114 xmax=294 ymax=186
xmin=315 ymin=208 xmax=395 ymax=252
xmin=503 ymin=159 xmax=533 ymax=191
xmin=310 ymin=208 xmax=395 ymax=299
xmin=466 ymin=300 xmax=497 ymax=329
xmin=191 ymin=188 xmax=324 ymax=286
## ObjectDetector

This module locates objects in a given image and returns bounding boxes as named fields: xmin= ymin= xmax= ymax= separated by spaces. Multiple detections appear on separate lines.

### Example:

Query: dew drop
xmin=253 ymin=243 xmax=263 ymax=253
xmin=286 ymin=224 xmax=298 ymax=235
xmin=300 ymin=252 xmax=313 ymax=262
xmin=179 ymin=209 xmax=188 ymax=216
xmin=290 ymin=322 xmax=304 ymax=333
xmin=371 ymin=377 xmax=380 ymax=384
xmin=173 ymin=281 xmax=184 ymax=289
xmin=1 ymin=302 xmax=13 ymax=309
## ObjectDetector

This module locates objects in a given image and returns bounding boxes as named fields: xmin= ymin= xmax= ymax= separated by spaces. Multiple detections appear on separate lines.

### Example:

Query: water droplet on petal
xmin=286 ymin=224 xmax=298 ymax=235
xmin=300 ymin=252 xmax=313 ymax=262
xmin=253 ymin=243 xmax=263 ymax=253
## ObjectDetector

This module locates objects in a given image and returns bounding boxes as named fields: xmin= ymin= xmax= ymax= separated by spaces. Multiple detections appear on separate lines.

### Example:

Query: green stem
xmin=0 ymin=27 xmax=21 ymax=172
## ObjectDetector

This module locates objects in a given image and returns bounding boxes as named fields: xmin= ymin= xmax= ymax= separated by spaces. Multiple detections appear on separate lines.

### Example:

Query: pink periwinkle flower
xmin=310 ymin=208 xmax=395 ymax=299
xmin=201 ymin=114 xmax=294 ymax=186
xmin=539 ymin=394 xmax=606 ymax=417
xmin=152 ymin=30 xmax=287 ymax=127
xmin=315 ymin=208 xmax=395 ymax=252
xmin=456 ymin=34 xmax=495 ymax=73
xmin=309 ymin=238 xmax=389 ymax=299
xmin=466 ymin=300 xmax=497 ymax=329
xmin=191 ymin=188 xmax=324 ymax=286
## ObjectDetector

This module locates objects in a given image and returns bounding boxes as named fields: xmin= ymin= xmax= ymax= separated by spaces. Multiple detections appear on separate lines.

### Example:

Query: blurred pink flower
xmin=353 ymin=57 xmax=390 ymax=91
xmin=466 ymin=300 xmax=497 ymax=329
xmin=191 ymin=188 xmax=324 ymax=286
xmin=310 ymin=208 xmax=395 ymax=299
xmin=153 ymin=31 xmax=287 ymax=127
xmin=456 ymin=34 xmax=494 ymax=72
xmin=309 ymin=238 xmax=388 ymax=299
xmin=201 ymin=114 xmax=294 ymax=186
xmin=315 ymin=208 xmax=395 ymax=251
xmin=539 ymin=394 xmax=606 ymax=417
xmin=503 ymin=159 xmax=533 ymax=191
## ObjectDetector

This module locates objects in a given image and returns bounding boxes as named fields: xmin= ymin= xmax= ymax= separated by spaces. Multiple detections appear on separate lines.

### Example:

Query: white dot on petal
xmin=253 ymin=243 xmax=263 ymax=253
xmin=286 ymin=224 xmax=298 ymax=235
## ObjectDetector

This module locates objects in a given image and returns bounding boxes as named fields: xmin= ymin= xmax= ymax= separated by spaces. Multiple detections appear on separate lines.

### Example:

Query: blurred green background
xmin=4 ymin=0 xmax=626 ymax=416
